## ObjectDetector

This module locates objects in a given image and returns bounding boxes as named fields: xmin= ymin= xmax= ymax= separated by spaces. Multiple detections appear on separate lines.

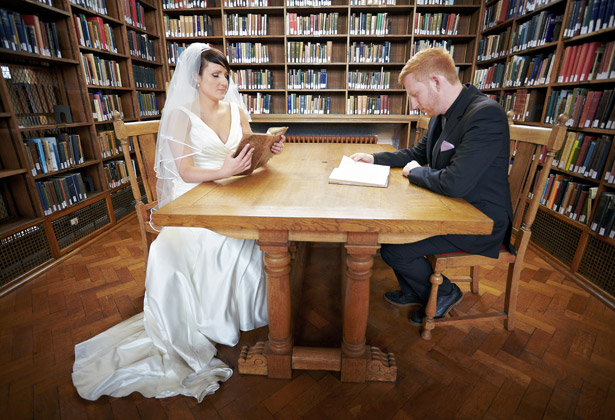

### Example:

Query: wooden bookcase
xmin=475 ymin=0 xmax=615 ymax=306
xmin=158 ymin=0 xmax=482 ymax=148
xmin=0 ymin=0 xmax=165 ymax=293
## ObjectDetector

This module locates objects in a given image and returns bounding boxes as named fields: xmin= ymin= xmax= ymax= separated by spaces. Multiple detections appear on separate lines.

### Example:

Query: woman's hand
xmin=349 ymin=153 xmax=374 ymax=164
xmin=221 ymin=143 xmax=254 ymax=177
xmin=270 ymin=135 xmax=285 ymax=155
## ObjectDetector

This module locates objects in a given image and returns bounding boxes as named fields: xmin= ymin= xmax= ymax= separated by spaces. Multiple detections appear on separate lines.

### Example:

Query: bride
xmin=72 ymin=43 xmax=284 ymax=402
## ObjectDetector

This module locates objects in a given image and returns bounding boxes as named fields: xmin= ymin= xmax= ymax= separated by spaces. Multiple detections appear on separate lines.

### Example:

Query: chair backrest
xmin=507 ymin=112 xmax=568 ymax=253
xmin=413 ymin=114 xmax=430 ymax=146
xmin=112 ymin=111 xmax=160 ymax=206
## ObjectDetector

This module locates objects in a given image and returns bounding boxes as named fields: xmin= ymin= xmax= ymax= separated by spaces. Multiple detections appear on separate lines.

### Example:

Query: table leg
xmin=342 ymin=235 xmax=396 ymax=382
xmin=238 ymin=230 xmax=292 ymax=379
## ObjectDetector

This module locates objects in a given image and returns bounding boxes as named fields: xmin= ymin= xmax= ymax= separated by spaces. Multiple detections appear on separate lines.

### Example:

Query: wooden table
xmin=152 ymin=143 xmax=493 ymax=382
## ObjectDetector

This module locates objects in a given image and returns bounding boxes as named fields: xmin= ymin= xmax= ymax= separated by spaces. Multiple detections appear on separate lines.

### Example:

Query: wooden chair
xmin=419 ymin=112 xmax=568 ymax=340
xmin=112 ymin=111 xmax=160 ymax=262
xmin=414 ymin=114 xmax=430 ymax=145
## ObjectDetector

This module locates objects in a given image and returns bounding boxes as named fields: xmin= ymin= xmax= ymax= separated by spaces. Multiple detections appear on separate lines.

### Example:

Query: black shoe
xmin=384 ymin=290 xmax=423 ymax=307
xmin=409 ymin=284 xmax=463 ymax=326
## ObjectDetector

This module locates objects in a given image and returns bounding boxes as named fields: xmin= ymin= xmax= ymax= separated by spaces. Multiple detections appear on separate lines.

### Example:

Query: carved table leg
xmin=342 ymin=234 xmax=396 ymax=382
xmin=239 ymin=230 xmax=292 ymax=379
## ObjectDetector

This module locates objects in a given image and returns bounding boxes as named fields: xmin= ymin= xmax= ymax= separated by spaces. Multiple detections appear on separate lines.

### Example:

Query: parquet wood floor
xmin=1 ymin=217 xmax=614 ymax=419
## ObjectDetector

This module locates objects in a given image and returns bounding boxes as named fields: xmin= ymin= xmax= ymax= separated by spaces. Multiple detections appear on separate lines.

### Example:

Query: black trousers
xmin=380 ymin=232 xmax=505 ymax=302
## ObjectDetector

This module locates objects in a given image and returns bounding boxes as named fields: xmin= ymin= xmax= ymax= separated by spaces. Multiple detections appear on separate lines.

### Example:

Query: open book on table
xmin=233 ymin=126 xmax=288 ymax=175
xmin=328 ymin=155 xmax=390 ymax=188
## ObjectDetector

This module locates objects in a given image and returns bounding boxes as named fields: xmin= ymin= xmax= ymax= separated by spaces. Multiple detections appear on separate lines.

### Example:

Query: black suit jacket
xmin=373 ymin=84 xmax=513 ymax=258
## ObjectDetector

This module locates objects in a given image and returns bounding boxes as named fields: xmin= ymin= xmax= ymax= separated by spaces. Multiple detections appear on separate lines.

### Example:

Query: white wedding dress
xmin=72 ymin=103 xmax=268 ymax=402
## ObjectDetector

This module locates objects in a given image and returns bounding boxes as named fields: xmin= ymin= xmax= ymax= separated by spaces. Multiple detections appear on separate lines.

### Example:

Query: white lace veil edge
xmin=152 ymin=43 xmax=250 ymax=225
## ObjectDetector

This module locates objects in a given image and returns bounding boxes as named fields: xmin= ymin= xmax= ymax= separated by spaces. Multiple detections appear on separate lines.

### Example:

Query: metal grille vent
xmin=1 ymin=224 xmax=52 ymax=285
xmin=111 ymin=185 xmax=136 ymax=221
xmin=578 ymin=236 xmax=615 ymax=297
xmin=530 ymin=208 xmax=582 ymax=267
xmin=52 ymin=199 xmax=110 ymax=250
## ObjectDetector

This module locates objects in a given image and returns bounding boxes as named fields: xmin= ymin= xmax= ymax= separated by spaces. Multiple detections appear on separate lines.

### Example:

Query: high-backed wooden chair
xmin=414 ymin=114 xmax=430 ymax=145
xmin=112 ymin=111 xmax=160 ymax=262
xmin=419 ymin=112 xmax=568 ymax=340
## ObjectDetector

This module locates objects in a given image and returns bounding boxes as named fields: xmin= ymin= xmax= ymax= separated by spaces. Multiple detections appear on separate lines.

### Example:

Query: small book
xmin=328 ymin=156 xmax=390 ymax=188
xmin=233 ymin=126 xmax=288 ymax=175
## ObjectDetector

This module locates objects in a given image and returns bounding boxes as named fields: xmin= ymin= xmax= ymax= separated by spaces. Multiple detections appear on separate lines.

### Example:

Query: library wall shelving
xmin=475 ymin=0 xmax=615 ymax=306
xmin=0 ymin=0 xmax=165 ymax=293
xmin=159 ymin=0 xmax=483 ymax=148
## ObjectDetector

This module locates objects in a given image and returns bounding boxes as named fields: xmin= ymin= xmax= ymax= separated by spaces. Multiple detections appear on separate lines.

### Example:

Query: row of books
xmin=503 ymin=52 xmax=555 ymax=88
xmin=288 ymin=69 xmax=327 ymax=89
xmin=127 ymin=30 xmax=156 ymax=62
xmin=476 ymin=27 xmax=511 ymax=62
xmin=287 ymin=41 xmax=333 ymax=63
xmin=73 ymin=14 xmax=117 ymax=54
xmin=80 ymin=53 xmax=123 ymax=87
xmin=164 ymin=15 xmax=213 ymax=38
xmin=558 ymin=41 xmax=615 ymax=84
xmin=122 ymin=0 xmax=147 ymax=31
xmin=604 ymin=152 xmax=615 ymax=184
xmin=349 ymin=13 xmax=391 ymax=36
xmin=414 ymin=13 xmax=460 ymax=36
xmin=348 ymin=69 xmax=391 ymax=90
xmin=286 ymin=13 xmax=339 ymax=36
xmin=23 ymin=135 xmax=84 ymax=176
xmin=137 ymin=92 xmax=160 ymax=117
xmin=347 ymin=95 xmax=390 ymax=115
xmin=69 ymin=0 xmax=108 ymax=15
xmin=162 ymin=0 xmax=211 ymax=9
xmin=350 ymin=0 xmax=396 ymax=4
xmin=133 ymin=65 xmax=158 ymax=89
xmin=8 ymin=67 xmax=58 ymax=118
xmin=167 ymin=42 xmax=191 ymax=65
xmin=483 ymin=0 xmax=559 ymax=29
xmin=233 ymin=69 xmax=274 ymax=89
xmin=554 ymin=133 xmax=613 ymax=180
xmin=241 ymin=93 xmax=272 ymax=114
xmin=227 ymin=42 xmax=270 ymax=63
xmin=545 ymin=89 xmax=615 ymax=129
xmin=590 ymin=192 xmax=615 ymax=238
xmin=90 ymin=92 xmax=124 ymax=122
xmin=0 ymin=10 xmax=62 ymax=58
xmin=509 ymin=12 xmax=562 ymax=54
xmin=473 ymin=63 xmax=505 ymax=90
xmin=350 ymin=41 xmax=392 ymax=63
xmin=536 ymin=173 xmax=596 ymax=225
xmin=563 ymin=0 xmax=615 ymax=38
xmin=502 ymin=89 xmax=543 ymax=122
xmin=226 ymin=14 xmax=269 ymax=36
xmin=224 ymin=0 xmax=269 ymax=6
xmin=36 ymin=173 xmax=89 ymax=216
xmin=412 ymin=39 xmax=455 ymax=59
xmin=97 ymin=130 xmax=122 ymax=158
xmin=288 ymin=94 xmax=331 ymax=114
xmin=103 ymin=160 xmax=131 ymax=189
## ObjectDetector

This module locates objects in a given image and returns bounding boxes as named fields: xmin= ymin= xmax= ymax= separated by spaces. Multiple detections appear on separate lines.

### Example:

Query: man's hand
xmin=349 ymin=153 xmax=374 ymax=164
xmin=402 ymin=160 xmax=421 ymax=176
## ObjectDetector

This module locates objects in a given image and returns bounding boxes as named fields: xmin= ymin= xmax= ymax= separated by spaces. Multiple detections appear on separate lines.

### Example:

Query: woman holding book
xmin=72 ymin=44 xmax=284 ymax=402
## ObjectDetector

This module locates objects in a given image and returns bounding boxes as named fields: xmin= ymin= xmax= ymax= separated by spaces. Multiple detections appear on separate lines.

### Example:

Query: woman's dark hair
xmin=199 ymin=47 xmax=230 ymax=79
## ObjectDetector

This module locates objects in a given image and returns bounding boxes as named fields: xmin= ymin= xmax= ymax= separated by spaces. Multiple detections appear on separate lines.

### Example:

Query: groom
xmin=351 ymin=47 xmax=513 ymax=325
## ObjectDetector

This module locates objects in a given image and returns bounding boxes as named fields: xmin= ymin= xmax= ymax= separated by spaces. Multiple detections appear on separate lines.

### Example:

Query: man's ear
xmin=430 ymin=75 xmax=441 ymax=93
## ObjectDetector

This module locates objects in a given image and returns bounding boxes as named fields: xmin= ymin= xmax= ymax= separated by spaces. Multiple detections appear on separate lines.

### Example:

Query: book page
xmin=328 ymin=156 xmax=390 ymax=187
xmin=233 ymin=127 xmax=288 ymax=175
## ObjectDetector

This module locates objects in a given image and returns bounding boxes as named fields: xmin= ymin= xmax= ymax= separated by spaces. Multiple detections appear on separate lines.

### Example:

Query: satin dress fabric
xmin=72 ymin=103 xmax=268 ymax=402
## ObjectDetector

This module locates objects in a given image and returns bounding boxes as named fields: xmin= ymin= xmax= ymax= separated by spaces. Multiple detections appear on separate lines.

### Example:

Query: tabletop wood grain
xmin=152 ymin=143 xmax=493 ymax=244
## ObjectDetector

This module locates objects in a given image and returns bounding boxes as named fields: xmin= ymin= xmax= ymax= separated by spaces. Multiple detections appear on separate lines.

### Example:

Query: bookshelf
xmin=0 ymin=0 xmax=165 ymax=292
xmin=157 ymin=0 xmax=483 ymax=148
xmin=475 ymin=0 xmax=615 ymax=306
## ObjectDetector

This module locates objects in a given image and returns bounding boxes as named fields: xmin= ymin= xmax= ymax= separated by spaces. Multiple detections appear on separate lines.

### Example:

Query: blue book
xmin=35 ymin=181 xmax=49 ymax=215
xmin=25 ymin=138 xmax=47 ymax=173
xmin=581 ymin=140 xmax=597 ymax=174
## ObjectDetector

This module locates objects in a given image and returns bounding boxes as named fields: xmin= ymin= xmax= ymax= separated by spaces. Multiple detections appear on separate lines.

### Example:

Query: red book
xmin=499 ymin=0 xmax=510 ymax=22
xmin=558 ymin=46 xmax=572 ymax=83
xmin=572 ymin=42 xmax=590 ymax=83
xmin=584 ymin=91 xmax=603 ymax=127
xmin=563 ymin=45 xmax=580 ymax=83
xmin=579 ymin=41 xmax=600 ymax=81
xmin=574 ymin=135 xmax=592 ymax=172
